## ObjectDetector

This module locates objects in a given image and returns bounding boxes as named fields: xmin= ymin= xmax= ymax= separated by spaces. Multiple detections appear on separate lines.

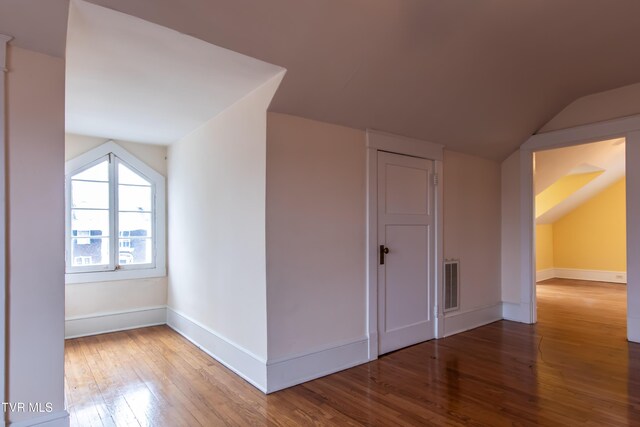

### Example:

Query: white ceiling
xmin=534 ymin=138 xmax=625 ymax=224
xmin=65 ymin=0 xmax=285 ymax=145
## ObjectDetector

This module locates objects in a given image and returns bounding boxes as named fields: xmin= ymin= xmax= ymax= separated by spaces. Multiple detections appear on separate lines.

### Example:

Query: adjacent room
xmin=2 ymin=1 xmax=640 ymax=426
xmin=533 ymin=138 xmax=628 ymax=355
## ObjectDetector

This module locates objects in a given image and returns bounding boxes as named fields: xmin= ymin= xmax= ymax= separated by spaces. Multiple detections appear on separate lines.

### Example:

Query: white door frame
xmin=365 ymin=130 xmax=444 ymax=360
xmin=520 ymin=114 xmax=640 ymax=342
xmin=0 ymin=34 xmax=11 ymax=427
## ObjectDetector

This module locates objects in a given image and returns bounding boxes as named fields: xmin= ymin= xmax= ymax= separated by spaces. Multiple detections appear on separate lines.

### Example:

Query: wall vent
xmin=444 ymin=259 xmax=460 ymax=312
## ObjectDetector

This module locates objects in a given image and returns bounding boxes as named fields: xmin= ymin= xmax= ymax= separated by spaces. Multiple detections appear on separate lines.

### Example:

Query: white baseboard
xmin=536 ymin=268 xmax=626 ymax=283
xmin=502 ymin=302 xmax=533 ymax=323
xmin=9 ymin=410 xmax=69 ymax=427
xmin=266 ymin=337 xmax=369 ymax=393
xmin=628 ymin=314 xmax=640 ymax=343
xmin=65 ymin=306 xmax=167 ymax=339
xmin=554 ymin=268 xmax=626 ymax=283
xmin=536 ymin=268 xmax=555 ymax=282
xmin=166 ymin=308 xmax=267 ymax=392
xmin=443 ymin=303 xmax=502 ymax=337
xmin=166 ymin=308 xmax=370 ymax=394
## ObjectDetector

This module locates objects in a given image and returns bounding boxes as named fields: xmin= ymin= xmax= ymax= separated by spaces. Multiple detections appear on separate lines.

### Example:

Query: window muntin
xmin=66 ymin=152 xmax=156 ymax=274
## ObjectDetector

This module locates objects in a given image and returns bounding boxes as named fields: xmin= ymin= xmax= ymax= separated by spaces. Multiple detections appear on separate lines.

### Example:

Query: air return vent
xmin=444 ymin=259 xmax=460 ymax=312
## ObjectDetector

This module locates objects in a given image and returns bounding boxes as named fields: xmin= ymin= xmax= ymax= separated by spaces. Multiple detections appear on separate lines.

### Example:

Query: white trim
xmin=167 ymin=308 xmax=370 ymax=394
xmin=520 ymin=150 xmax=536 ymax=324
xmin=520 ymin=113 xmax=640 ymax=342
xmin=65 ymin=306 xmax=167 ymax=339
xmin=536 ymin=268 xmax=555 ymax=282
xmin=65 ymin=268 xmax=166 ymax=284
xmin=434 ymin=160 xmax=445 ymax=338
xmin=64 ymin=141 xmax=166 ymax=284
xmin=166 ymin=308 xmax=267 ymax=392
xmin=0 ymin=33 xmax=12 ymax=427
xmin=64 ymin=141 xmax=164 ymax=178
xmin=552 ymin=268 xmax=626 ymax=284
xmin=365 ymin=147 xmax=379 ymax=360
xmin=266 ymin=337 xmax=369 ymax=393
xmin=628 ymin=314 xmax=640 ymax=343
xmin=366 ymin=129 xmax=444 ymax=161
xmin=365 ymin=129 xmax=444 ymax=360
xmin=443 ymin=303 xmax=502 ymax=336
xmin=8 ymin=410 xmax=69 ymax=427
xmin=626 ymin=131 xmax=640 ymax=343
xmin=522 ymin=115 xmax=640 ymax=151
xmin=501 ymin=302 xmax=531 ymax=323
xmin=266 ymin=335 xmax=366 ymax=365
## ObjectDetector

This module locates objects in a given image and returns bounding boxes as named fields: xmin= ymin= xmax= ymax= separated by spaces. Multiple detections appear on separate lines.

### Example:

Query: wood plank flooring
xmin=65 ymin=279 xmax=640 ymax=426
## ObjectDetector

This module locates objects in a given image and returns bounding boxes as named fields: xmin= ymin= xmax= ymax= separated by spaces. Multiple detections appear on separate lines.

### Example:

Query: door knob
xmin=380 ymin=245 xmax=390 ymax=265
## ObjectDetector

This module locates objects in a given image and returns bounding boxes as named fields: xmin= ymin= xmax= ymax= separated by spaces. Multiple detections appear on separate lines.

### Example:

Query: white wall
xmin=66 ymin=133 xmax=167 ymax=174
xmin=265 ymin=113 xmax=503 ymax=365
xmin=65 ymin=278 xmax=166 ymax=317
xmin=501 ymin=150 xmax=522 ymax=306
xmin=443 ymin=150 xmax=501 ymax=332
xmin=168 ymin=75 xmax=283 ymax=365
xmin=265 ymin=112 xmax=366 ymax=360
xmin=6 ymin=46 xmax=67 ymax=425
xmin=64 ymin=134 xmax=168 ymax=326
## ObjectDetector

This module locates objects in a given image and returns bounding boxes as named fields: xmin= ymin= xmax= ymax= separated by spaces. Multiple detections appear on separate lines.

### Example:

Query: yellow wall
xmin=535 ymin=224 xmax=554 ymax=271
xmin=553 ymin=178 xmax=626 ymax=271
xmin=535 ymin=171 xmax=602 ymax=218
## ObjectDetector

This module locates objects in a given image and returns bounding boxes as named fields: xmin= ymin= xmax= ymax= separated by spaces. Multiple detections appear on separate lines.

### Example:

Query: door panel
xmin=384 ymin=224 xmax=429 ymax=331
xmin=378 ymin=151 xmax=435 ymax=355
xmin=384 ymin=164 xmax=429 ymax=215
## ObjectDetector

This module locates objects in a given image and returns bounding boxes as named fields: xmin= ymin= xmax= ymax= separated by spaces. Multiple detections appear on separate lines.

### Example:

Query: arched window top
xmin=65 ymin=141 xmax=166 ymax=284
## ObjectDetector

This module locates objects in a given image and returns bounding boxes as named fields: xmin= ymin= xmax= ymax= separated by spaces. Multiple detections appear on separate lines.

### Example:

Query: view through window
xmin=67 ymin=153 xmax=155 ymax=272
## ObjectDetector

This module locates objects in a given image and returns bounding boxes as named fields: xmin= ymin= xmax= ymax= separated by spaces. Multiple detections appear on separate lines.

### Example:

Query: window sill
xmin=65 ymin=266 xmax=167 ymax=284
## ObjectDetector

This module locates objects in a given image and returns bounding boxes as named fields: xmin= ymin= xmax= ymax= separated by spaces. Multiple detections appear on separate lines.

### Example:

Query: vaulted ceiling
xmin=534 ymin=138 xmax=625 ymax=224
xmin=3 ymin=0 xmax=640 ymax=160
xmin=65 ymin=1 xmax=285 ymax=145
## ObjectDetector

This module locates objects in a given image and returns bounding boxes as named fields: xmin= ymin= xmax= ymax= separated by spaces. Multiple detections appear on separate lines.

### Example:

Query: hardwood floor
xmin=65 ymin=279 xmax=640 ymax=426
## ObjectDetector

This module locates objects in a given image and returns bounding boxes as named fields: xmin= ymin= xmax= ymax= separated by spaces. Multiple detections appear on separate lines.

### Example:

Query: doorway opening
xmin=533 ymin=138 xmax=627 ymax=334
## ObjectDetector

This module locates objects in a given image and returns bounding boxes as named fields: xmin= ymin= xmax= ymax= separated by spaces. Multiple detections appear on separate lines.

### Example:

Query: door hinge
xmin=433 ymin=172 xmax=439 ymax=186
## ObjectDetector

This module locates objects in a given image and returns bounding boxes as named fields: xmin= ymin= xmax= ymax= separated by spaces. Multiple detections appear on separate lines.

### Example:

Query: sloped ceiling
xmin=0 ymin=0 xmax=68 ymax=57
xmin=534 ymin=138 xmax=625 ymax=224
xmin=4 ymin=1 xmax=640 ymax=159
xmin=65 ymin=0 xmax=285 ymax=144
xmin=540 ymin=82 xmax=640 ymax=133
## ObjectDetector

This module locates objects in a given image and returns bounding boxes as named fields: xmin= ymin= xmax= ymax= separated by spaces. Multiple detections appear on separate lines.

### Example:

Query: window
xmin=65 ymin=142 xmax=166 ymax=283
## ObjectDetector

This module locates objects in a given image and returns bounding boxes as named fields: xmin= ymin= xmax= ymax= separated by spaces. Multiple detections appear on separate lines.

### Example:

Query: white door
xmin=377 ymin=151 xmax=435 ymax=355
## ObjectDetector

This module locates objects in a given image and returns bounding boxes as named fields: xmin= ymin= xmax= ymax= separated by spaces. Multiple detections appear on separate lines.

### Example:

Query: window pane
xmin=118 ymin=163 xmax=150 ymax=186
xmin=119 ymin=185 xmax=151 ymax=212
xmin=73 ymin=160 xmax=109 ymax=182
xmin=71 ymin=237 xmax=109 ymax=266
xmin=119 ymin=238 xmax=152 ymax=265
xmin=71 ymin=209 xmax=110 ymax=238
xmin=119 ymin=212 xmax=152 ymax=238
xmin=71 ymin=181 xmax=109 ymax=209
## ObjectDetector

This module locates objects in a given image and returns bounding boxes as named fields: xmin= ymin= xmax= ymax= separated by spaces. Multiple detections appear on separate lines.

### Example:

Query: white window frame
xmin=65 ymin=141 xmax=166 ymax=284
